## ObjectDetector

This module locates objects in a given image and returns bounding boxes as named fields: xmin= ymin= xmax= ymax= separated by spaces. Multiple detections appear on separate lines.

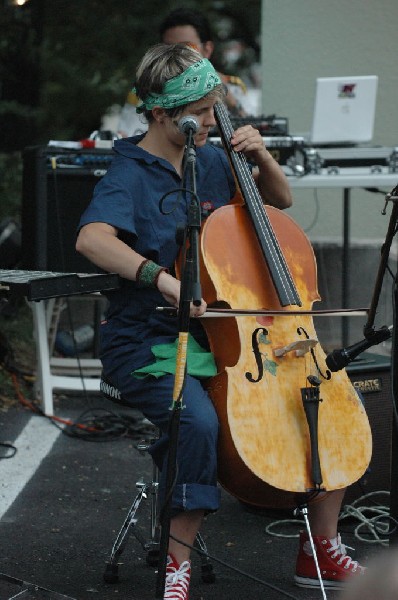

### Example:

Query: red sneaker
xmin=295 ymin=531 xmax=366 ymax=590
xmin=164 ymin=554 xmax=191 ymax=600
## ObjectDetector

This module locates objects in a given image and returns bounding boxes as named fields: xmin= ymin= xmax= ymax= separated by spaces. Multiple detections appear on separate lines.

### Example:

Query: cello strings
xmin=235 ymin=145 xmax=298 ymax=300
xmin=214 ymin=103 xmax=300 ymax=306
xmin=214 ymin=103 xmax=297 ymax=302
xmin=214 ymin=105 xmax=284 ymax=267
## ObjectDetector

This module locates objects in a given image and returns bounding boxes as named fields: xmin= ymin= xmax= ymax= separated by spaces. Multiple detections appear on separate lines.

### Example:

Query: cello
xmin=198 ymin=102 xmax=372 ymax=508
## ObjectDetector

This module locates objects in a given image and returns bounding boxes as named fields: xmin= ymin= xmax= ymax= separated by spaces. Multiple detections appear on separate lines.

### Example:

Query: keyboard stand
xmin=0 ymin=270 xmax=120 ymax=415
xmin=31 ymin=298 xmax=102 ymax=415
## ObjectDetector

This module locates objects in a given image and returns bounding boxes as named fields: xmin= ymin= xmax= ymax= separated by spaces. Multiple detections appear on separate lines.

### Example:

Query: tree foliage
xmin=1 ymin=0 xmax=261 ymax=146
xmin=0 ymin=0 xmax=260 ymax=224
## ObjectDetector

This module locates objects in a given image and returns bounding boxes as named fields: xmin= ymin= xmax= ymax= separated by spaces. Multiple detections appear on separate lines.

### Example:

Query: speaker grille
xmin=345 ymin=352 xmax=392 ymax=504
xmin=22 ymin=145 xmax=113 ymax=273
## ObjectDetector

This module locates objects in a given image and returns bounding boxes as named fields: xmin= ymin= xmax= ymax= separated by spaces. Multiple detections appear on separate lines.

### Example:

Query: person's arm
xmin=76 ymin=222 xmax=206 ymax=315
xmin=76 ymin=222 xmax=143 ymax=279
xmin=224 ymin=87 xmax=246 ymax=117
xmin=230 ymin=125 xmax=292 ymax=209
xmin=219 ymin=73 xmax=247 ymax=117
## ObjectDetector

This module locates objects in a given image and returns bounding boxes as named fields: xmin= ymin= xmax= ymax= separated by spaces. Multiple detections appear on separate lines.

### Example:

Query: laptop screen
xmin=310 ymin=75 xmax=378 ymax=144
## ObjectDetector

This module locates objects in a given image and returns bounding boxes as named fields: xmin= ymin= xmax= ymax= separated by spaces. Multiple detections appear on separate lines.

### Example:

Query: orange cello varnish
xmin=200 ymin=203 xmax=372 ymax=504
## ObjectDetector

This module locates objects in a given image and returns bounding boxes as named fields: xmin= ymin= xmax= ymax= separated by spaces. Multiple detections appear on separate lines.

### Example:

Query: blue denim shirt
xmin=78 ymin=135 xmax=235 ymax=372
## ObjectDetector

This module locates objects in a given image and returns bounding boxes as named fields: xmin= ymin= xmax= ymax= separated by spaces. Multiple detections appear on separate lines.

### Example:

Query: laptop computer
xmin=310 ymin=75 xmax=378 ymax=145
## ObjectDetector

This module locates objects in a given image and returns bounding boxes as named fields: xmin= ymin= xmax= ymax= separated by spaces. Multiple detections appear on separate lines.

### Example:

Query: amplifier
xmin=208 ymin=135 xmax=305 ymax=166
xmin=0 ymin=218 xmax=21 ymax=269
xmin=210 ymin=114 xmax=289 ymax=137
xmin=299 ymin=145 xmax=398 ymax=174
xmin=344 ymin=352 xmax=393 ymax=505
xmin=21 ymin=145 xmax=114 ymax=273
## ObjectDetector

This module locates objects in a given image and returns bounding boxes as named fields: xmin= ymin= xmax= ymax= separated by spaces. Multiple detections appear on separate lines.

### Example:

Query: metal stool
xmin=99 ymin=374 xmax=215 ymax=585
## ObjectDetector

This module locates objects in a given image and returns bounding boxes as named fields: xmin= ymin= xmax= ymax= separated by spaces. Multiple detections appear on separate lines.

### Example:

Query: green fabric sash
xmin=132 ymin=334 xmax=217 ymax=379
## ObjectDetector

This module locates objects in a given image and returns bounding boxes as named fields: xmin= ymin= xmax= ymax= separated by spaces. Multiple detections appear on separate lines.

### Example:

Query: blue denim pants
xmin=105 ymin=363 xmax=221 ymax=514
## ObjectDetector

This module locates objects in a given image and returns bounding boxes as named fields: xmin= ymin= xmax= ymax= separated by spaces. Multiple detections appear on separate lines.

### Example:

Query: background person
xmin=117 ymin=7 xmax=249 ymax=137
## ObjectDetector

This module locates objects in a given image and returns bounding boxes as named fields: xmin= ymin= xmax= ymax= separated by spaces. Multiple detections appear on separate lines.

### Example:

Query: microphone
xmin=325 ymin=326 xmax=392 ymax=372
xmin=178 ymin=115 xmax=199 ymax=136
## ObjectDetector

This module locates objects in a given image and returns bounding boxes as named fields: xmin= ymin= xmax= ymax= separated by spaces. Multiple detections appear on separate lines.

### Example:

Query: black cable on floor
xmin=0 ymin=442 xmax=17 ymax=459
xmin=169 ymin=533 xmax=302 ymax=600
xmin=60 ymin=407 xmax=157 ymax=442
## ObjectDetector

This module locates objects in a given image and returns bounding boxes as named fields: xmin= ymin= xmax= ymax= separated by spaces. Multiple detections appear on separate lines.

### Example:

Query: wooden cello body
xmin=198 ymin=103 xmax=372 ymax=508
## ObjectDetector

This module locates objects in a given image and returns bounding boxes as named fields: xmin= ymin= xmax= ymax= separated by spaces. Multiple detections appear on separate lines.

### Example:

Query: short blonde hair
xmin=135 ymin=43 xmax=225 ymax=121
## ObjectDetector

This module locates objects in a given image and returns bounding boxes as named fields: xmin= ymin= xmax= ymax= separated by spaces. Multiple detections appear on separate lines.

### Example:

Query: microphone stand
xmin=155 ymin=133 xmax=201 ymax=597
xmin=362 ymin=187 xmax=398 ymax=343
xmin=326 ymin=188 xmax=396 ymax=370
xmin=372 ymin=186 xmax=398 ymax=539
xmin=345 ymin=184 xmax=398 ymax=538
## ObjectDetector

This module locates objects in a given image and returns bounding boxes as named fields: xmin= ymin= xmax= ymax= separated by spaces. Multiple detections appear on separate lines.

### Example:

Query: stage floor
xmin=0 ymin=395 xmax=386 ymax=600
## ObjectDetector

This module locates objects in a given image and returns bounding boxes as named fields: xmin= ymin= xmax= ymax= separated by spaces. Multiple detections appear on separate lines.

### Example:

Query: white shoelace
xmin=164 ymin=560 xmax=191 ymax=600
xmin=327 ymin=534 xmax=364 ymax=573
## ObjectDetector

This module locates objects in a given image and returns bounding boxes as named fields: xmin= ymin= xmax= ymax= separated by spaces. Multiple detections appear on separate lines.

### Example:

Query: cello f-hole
xmin=245 ymin=327 xmax=268 ymax=383
xmin=297 ymin=326 xmax=331 ymax=381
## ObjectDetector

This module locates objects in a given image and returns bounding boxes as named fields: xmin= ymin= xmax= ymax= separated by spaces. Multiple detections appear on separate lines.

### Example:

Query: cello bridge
xmin=273 ymin=338 xmax=318 ymax=358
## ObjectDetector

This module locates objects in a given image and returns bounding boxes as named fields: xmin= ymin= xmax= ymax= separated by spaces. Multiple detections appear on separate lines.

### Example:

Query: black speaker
xmin=21 ymin=145 xmax=113 ymax=273
xmin=345 ymin=351 xmax=393 ymax=504
xmin=0 ymin=218 xmax=21 ymax=268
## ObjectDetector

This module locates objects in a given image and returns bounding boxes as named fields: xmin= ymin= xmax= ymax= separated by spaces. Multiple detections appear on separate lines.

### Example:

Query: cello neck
xmin=214 ymin=102 xmax=301 ymax=308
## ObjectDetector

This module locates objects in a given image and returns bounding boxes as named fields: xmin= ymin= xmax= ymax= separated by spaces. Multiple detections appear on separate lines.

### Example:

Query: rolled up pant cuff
xmin=167 ymin=482 xmax=221 ymax=513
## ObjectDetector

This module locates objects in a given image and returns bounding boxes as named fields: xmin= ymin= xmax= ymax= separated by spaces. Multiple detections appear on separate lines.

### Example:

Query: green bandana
xmin=134 ymin=58 xmax=221 ymax=114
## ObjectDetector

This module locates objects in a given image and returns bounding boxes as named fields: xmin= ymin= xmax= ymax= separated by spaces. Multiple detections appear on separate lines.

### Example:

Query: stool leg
xmin=103 ymin=482 xmax=151 ymax=583
xmin=146 ymin=448 xmax=161 ymax=567
xmin=102 ymin=427 xmax=214 ymax=585
xmin=103 ymin=438 xmax=161 ymax=583
xmin=195 ymin=532 xmax=216 ymax=583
